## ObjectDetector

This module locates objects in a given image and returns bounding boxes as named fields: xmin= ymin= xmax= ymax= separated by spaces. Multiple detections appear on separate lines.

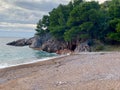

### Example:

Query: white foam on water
xmin=0 ymin=37 xmax=59 ymax=69
xmin=0 ymin=55 xmax=68 ymax=69
xmin=0 ymin=63 xmax=10 ymax=69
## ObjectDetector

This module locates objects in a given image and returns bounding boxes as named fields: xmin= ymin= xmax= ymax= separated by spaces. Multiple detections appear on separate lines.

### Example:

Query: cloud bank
xmin=0 ymin=0 xmax=70 ymax=32
xmin=0 ymin=0 xmax=106 ymax=32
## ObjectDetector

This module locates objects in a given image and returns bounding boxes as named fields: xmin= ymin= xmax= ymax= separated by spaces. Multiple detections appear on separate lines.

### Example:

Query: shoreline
xmin=0 ymin=54 xmax=68 ymax=70
xmin=0 ymin=52 xmax=120 ymax=90
xmin=0 ymin=51 xmax=115 ymax=70
xmin=0 ymin=51 xmax=118 ymax=70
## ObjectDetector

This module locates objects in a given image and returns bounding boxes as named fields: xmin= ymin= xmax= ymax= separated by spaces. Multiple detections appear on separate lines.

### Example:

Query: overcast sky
xmin=0 ymin=0 xmax=106 ymax=32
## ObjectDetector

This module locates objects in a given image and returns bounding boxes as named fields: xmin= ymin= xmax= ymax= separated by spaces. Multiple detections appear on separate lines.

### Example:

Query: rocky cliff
xmin=7 ymin=33 xmax=91 ymax=54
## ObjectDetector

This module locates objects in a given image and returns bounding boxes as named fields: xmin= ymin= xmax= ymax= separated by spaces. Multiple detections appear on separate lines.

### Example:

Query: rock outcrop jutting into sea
xmin=6 ymin=37 xmax=34 ymax=46
xmin=7 ymin=33 xmax=91 ymax=54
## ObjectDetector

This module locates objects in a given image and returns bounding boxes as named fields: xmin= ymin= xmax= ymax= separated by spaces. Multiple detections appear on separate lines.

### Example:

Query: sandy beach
xmin=0 ymin=52 xmax=120 ymax=90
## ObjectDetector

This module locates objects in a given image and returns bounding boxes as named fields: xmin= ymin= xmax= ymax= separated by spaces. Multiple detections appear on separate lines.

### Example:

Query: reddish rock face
xmin=56 ymin=49 xmax=72 ymax=55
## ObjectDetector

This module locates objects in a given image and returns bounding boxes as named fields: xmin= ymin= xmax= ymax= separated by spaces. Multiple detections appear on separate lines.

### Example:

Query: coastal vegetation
xmin=35 ymin=0 xmax=120 ymax=46
xmin=8 ymin=0 xmax=120 ymax=53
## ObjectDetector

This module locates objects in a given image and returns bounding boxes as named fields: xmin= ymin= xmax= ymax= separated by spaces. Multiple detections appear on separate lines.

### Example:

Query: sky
xmin=0 ymin=0 xmax=107 ymax=34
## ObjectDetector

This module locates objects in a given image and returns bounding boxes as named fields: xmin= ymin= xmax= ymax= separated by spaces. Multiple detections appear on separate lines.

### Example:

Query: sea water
xmin=0 ymin=37 xmax=57 ymax=68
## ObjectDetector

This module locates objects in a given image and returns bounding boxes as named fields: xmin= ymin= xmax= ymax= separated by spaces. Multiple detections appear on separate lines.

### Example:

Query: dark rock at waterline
xmin=6 ymin=37 xmax=34 ymax=46
xmin=7 ymin=39 xmax=27 ymax=46
xmin=26 ymin=37 xmax=35 ymax=45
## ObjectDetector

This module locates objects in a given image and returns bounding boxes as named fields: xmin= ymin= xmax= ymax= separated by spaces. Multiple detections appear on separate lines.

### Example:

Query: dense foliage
xmin=35 ymin=0 xmax=120 ymax=44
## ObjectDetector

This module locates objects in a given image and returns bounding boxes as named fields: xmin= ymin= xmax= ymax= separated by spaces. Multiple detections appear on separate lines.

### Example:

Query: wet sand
xmin=0 ymin=52 xmax=120 ymax=90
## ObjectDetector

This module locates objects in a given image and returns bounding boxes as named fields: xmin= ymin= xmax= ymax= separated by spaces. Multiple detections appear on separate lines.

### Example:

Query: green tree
xmin=73 ymin=0 xmax=83 ymax=6
xmin=35 ymin=15 xmax=49 ymax=35
xmin=109 ymin=0 xmax=120 ymax=19
xmin=65 ymin=1 xmax=106 ymax=41
xmin=35 ymin=0 xmax=120 ymax=46
xmin=49 ymin=4 xmax=72 ymax=40
xmin=107 ymin=19 xmax=120 ymax=42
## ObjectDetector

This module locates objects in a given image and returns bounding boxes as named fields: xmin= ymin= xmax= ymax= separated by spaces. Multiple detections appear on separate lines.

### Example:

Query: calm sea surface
xmin=0 ymin=37 xmax=57 ymax=68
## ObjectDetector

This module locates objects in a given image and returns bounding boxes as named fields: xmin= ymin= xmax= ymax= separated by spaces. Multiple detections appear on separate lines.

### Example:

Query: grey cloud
xmin=0 ymin=0 xmax=62 ymax=24
xmin=0 ymin=0 xmax=70 ymax=31
xmin=0 ymin=6 xmax=45 ymax=24
xmin=0 ymin=27 xmax=35 ymax=32
xmin=14 ymin=1 xmax=59 ymax=12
